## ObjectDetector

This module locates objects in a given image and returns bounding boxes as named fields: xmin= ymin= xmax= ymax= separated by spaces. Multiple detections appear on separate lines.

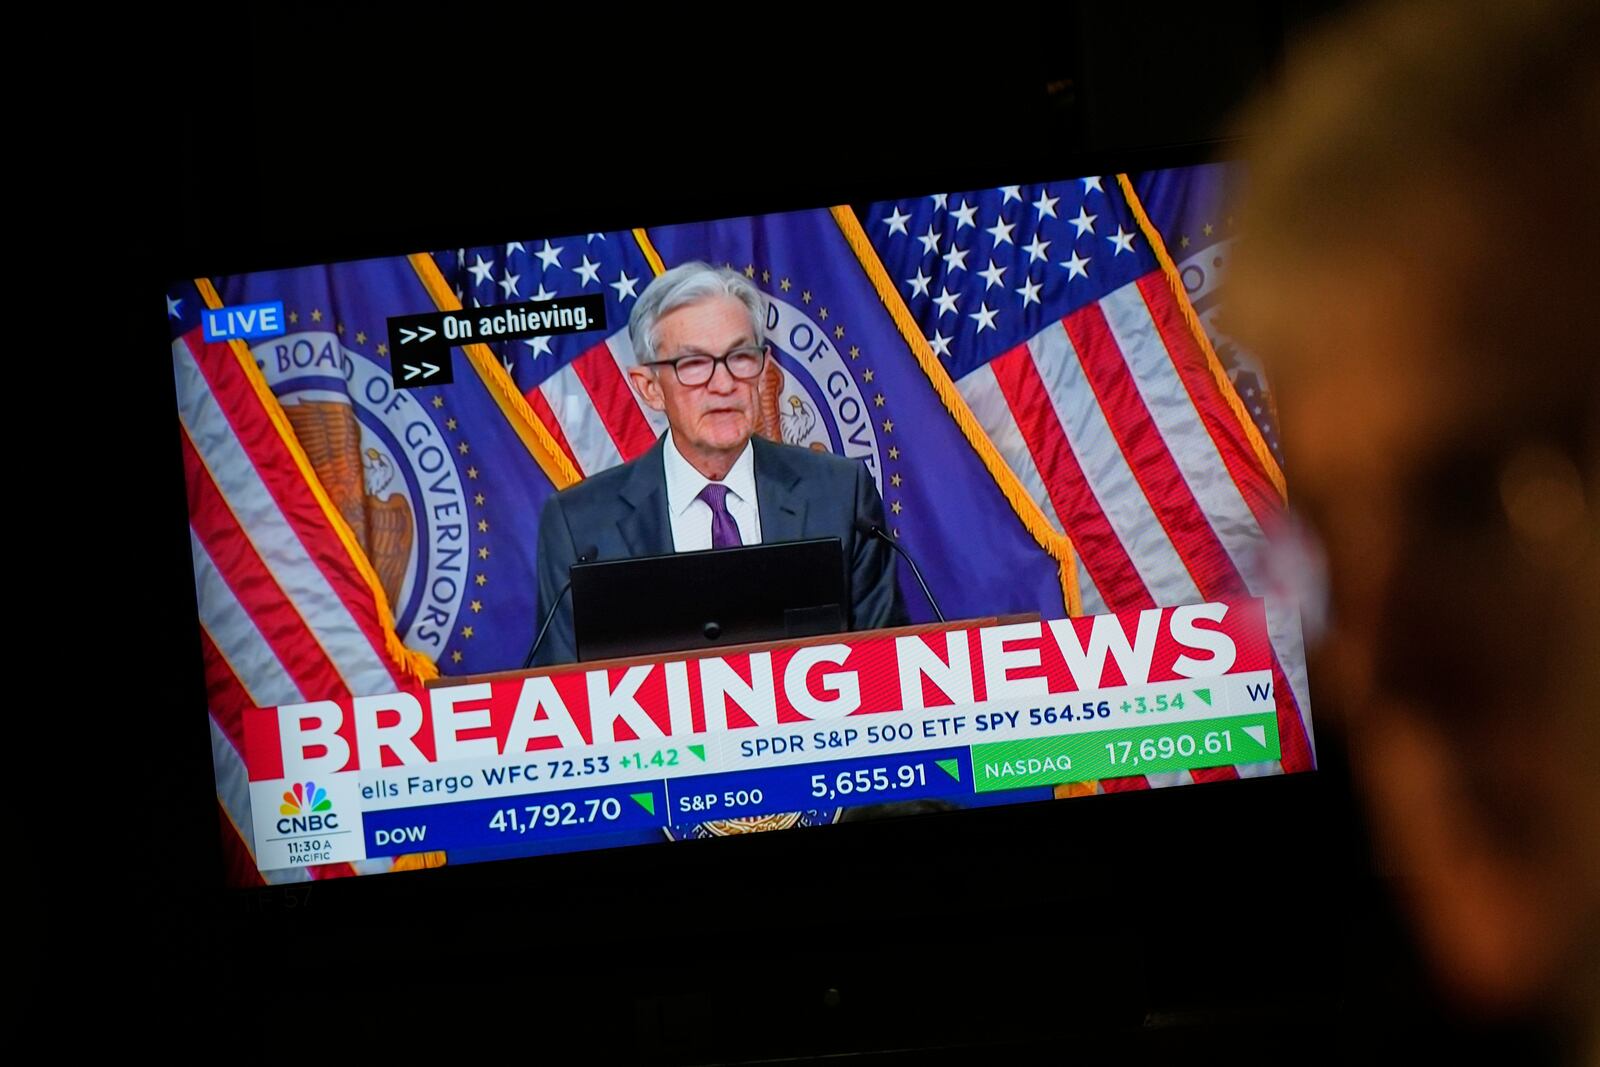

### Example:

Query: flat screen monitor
xmin=161 ymin=159 xmax=1317 ymax=885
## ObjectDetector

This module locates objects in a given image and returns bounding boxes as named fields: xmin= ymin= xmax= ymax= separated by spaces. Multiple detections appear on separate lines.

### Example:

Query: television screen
xmin=165 ymin=162 xmax=1316 ymax=887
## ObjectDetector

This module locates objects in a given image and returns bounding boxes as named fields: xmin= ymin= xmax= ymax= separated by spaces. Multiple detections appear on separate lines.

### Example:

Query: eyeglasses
xmin=646 ymin=345 xmax=767 ymax=386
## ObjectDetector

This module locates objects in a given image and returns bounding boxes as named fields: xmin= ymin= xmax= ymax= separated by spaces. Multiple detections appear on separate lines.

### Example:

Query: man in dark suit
xmin=533 ymin=261 xmax=905 ymax=666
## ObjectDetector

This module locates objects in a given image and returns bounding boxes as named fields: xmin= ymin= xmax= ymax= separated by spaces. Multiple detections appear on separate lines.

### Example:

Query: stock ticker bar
xmin=243 ymin=601 xmax=1289 ymax=872
xmin=355 ymin=692 xmax=1280 ymax=860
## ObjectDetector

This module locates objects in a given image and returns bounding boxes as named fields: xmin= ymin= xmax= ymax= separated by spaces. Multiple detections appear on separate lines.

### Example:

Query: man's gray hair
xmin=627 ymin=261 xmax=766 ymax=365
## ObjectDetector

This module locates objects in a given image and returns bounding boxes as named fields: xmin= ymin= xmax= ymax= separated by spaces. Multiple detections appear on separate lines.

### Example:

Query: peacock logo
xmin=279 ymin=781 xmax=332 ymax=816
xmin=275 ymin=780 xmax=340 ymax=835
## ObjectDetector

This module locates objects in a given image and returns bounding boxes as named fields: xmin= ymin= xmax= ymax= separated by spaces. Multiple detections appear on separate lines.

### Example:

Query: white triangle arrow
xmin=422 ymin=361 xmax=438 ymax=376
xmin=1243 ymin=725 xmax=1267 ymax=748
xmin=399 ymin=326 xmax=417 ymax=344
xmin=417 ymin=325 xmax=437 ymax=342
xmin=403 ymin=363 xmax=422 ymax=380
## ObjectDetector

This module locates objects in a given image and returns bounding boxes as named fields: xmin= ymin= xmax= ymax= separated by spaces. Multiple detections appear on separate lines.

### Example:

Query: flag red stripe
xmin=182 ymin=329 xmax=407 ymax=690
xmin=526 ymin=386 xmax=582 ymax=475
xmin=989 ymin=343 xmax=1153 ymax=612
xmin=183 ymin=432 xmax=351 ymax=706
xmin=198 ymin=627 xmax=255 ymax=754
xmin=1269 ymin=660 xmax=1315 ymax=774
xmin=571 ymin=345 xmax=656 ymax=461
xmin=309 ymin=863 xmax=359 ymax=879
xmin=1136 ymin=275 xmax=1282 ymax=531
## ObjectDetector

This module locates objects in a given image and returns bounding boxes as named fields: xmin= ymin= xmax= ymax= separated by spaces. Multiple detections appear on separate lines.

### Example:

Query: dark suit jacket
xmin=533 ymin=435 xmax=906 ymax=666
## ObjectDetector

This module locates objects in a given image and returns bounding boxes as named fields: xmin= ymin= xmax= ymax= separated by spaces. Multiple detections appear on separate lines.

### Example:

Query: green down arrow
xmin=630 ymin=793 xmax=656 ymax=816
xmin=935 ymin=758 xmax=961 ymax=782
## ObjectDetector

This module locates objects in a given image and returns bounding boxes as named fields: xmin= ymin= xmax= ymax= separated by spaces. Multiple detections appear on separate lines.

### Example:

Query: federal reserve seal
xmin=253 ymin=329 xmax=470 ymax=663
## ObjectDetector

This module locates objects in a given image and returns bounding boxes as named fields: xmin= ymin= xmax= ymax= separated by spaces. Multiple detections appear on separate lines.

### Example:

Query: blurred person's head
xmin=1228 ymin=0 xmax=1599 ymax=1042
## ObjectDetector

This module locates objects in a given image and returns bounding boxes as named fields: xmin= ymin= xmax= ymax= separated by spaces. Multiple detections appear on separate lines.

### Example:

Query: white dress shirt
xmin=661 ymin=430 xmax=763 ymax=552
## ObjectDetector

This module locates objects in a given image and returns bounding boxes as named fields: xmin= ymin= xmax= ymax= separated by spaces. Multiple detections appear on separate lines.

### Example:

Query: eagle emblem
xmin=282 ymin=399 xmax=414 ymax=611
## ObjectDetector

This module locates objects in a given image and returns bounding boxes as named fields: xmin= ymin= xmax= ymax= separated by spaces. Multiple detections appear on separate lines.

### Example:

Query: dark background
xmin=72 ymin=4 xmax=1551 ymax=1062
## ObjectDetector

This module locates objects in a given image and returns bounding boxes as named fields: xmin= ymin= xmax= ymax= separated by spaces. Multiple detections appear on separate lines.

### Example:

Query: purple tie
xmin=697 ymin=483 xmax=743 ymax=549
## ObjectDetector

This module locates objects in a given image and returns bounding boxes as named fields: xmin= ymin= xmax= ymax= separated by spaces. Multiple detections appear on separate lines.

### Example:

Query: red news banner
xmin=242 ymin=599 xmax=1306 ymax=872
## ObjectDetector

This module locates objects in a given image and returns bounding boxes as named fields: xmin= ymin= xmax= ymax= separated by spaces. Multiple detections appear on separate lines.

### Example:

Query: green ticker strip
xmin=688 ymin=744 xmax=706 ymax=762
xmin=630 ymin=792 xmax=656 ymax=815
xmin=970 ymin=713 xmax=1280 ymax=793
xmin=935 ymin=758 xmax=961 ymax=782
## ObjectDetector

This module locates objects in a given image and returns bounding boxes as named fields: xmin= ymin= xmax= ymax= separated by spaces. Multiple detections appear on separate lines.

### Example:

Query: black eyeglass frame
xmin=643 ymin=345 xmax=769 ymax=386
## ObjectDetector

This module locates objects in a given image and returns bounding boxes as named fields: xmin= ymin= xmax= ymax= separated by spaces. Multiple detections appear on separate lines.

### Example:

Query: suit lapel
xmin=753 ymin=437 xmax=807 ymax=543
xmin=616 ymin=437 xmax=672 ymax=556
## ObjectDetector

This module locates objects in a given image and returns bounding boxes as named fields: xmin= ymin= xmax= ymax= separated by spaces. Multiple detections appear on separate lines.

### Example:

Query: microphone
xmin=854 ymin=520 xmax=945 ymax=623
xmin=522 ymin=544 xmax=598 ymax=669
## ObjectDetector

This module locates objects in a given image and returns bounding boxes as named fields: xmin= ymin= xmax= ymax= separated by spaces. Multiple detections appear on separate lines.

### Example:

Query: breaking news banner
xmin=245 ymin=599 xmax=1286 ymax=873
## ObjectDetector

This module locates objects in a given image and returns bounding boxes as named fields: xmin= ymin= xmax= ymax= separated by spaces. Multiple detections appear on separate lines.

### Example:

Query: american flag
xmin=864 ymin=174 xmax=1314 ymax=786
xmin=169 ymin=284 xmax=434 ymax=884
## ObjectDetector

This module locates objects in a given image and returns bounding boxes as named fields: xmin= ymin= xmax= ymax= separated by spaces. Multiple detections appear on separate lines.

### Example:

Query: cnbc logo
xmin=276 ymin=780 xmax=340 ymax=835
